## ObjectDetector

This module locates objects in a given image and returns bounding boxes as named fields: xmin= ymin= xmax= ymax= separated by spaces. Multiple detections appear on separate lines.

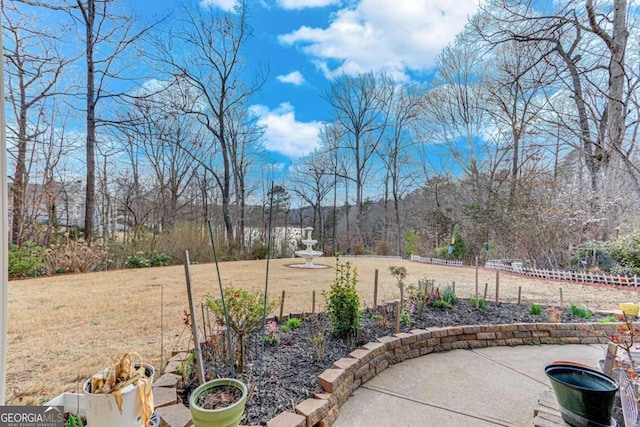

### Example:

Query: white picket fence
xmin=485 ymin=259 xmax=639 ymax=287
xmin=410 ymin=255 xmax=465 ymax=267
xmin=341 ymin=255 xmax=402 ymax=259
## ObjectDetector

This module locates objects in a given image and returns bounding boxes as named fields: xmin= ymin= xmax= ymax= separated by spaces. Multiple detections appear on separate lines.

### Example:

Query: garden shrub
xmin=568 ymin=241 xmax=614 ymax=272
xmin=8 ymin=242 xmax=45 ymax=279
xmin=126 ymin=251 xmax=151 ymax=268
xmin=440 ymin=284 xmax=458 ymax=305
xmin=206 ymin=285 xmax=277 ymax=372
xmin=150 ymin=251 xmax=172 ymax=267
xmin=324 ymin=258 xmax=362 ymax=339
xmin=43 ymin=237 xmax=110 ymax=274
xmin=402 ymin=229 xmax=419 ymax=257
xmin=451 ymin=224 xmax=468 ymax=259
xmin=252 ymin=243 xmax=268 ymax=260
xmin=607 ymin=230 xmax=640 ymax=276
xmin=407 ymin=277 xmax=439 ymax=316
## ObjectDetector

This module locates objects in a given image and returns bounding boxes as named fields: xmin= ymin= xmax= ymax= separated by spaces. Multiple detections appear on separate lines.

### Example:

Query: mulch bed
xmin=178 ymin=300 xmax=613 ymax=425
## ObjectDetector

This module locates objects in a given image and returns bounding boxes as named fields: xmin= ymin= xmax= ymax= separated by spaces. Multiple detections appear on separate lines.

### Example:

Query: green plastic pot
xmin=189 ymin=378 xmax=247 ymax=427
xmin=545 ymin=364 xmax=618 ymax=427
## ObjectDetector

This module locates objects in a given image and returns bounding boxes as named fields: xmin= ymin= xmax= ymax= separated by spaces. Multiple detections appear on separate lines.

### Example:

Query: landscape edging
xmin=157 ymin=321 xmax=618 ymax=427
xmin=291 ymin=321 xmax=616 ymax=427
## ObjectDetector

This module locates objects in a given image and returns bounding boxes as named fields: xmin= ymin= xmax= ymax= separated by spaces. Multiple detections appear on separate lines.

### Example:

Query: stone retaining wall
xmin=156 ymin=322 xmax=619 ymax=427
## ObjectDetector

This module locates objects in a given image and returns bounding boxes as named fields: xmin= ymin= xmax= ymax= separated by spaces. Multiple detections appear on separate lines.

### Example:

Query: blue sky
xmin=129 ymin=0 xmax=480 ymax=164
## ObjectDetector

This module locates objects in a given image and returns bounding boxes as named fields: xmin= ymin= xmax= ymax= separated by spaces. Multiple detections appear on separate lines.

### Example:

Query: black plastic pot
xmin=545 ymin=363 xmax=619 ymax=427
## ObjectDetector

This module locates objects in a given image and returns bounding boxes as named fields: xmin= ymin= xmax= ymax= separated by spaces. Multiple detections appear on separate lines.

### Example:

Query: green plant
xmin=286 ymin=318 xmax=302 ymax=329
xmin=470 ymin=296 xmax=486 ymax=309
xmin=432 ymin=300 xmax=452 ymax=309
xmin=441 ymin=284 xmax=458 ymax=305
xmin=569 ymin=303 xmax=592 ymax=319
xmin=66 ymin=414 xmax=84 ymax=427
xmin=451 ymin=224 xmax=468 ymax=258
xmin=125 ymin=251 xmax=151 ymax=268
xmin=402 ymin=229 xmax=419 ymax=257
xmin=206 ymin=286 xmax=277 ymax=372
xmin=389 ymin=266 xmax=408 ymax=286
xmin=530 ymin=303 xmax=542 ymax=316
xmin=598 ymin=315 xmax=620 ymax=323
xmin=606 ymin=230 xmax=640 ymax=276
xmin=8 ymin=242 xmax=45 ymax=278
xmin=252 ymin=243 xmax=269 ymax=260
xmin=281 ymin=324 xmax=291 ymax=333
xmin=175 ymin=352 xmax=195 ymax=382
xmin=400 ymin=311 xmax=411 ymax=325
xmin=150 ymin=251 xmax=172 ymax=267
xmin=323 ymin=258 xmax=362 ymax=339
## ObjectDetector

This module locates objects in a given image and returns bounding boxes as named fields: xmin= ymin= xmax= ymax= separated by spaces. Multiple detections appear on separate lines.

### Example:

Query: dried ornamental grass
xmin=90 ymin=352 xmax=154 ymax=427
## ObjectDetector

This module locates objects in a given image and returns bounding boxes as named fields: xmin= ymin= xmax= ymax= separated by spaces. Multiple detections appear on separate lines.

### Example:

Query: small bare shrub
xmin=547 ymin=308 xmax=562 ymax=323
xmin=43 ymin=236 xmax=110 ymax=274
xmin=307 ymin=316 xmax=329 ymax=361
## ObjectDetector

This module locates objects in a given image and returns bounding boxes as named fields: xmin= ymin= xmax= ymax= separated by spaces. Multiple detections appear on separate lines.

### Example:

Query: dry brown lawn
xmin=5 ymin=256 xmax=640 ymax=405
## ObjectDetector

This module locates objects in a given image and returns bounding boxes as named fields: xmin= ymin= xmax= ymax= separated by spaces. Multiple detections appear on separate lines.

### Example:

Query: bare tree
xmin=473 ymin=0 xmax=640 ymax=209
xmin=3 ymin=1 xmax=69 ymax=244
xmin=481 ymin=39 xmax=552 ymax=203
xmin=325 ymin=71 xmax=393 ymax=246
xmin=379 ymin=82 xmax=422 ymax=255
xmin=290 ymin=149 xmax=332 ymax=250
xmin=150 ymin=1 xmax=263 ymax=250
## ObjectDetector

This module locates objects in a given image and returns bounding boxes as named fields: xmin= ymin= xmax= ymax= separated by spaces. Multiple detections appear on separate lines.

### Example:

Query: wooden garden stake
xmin=483 ymin=283 xmax=488 ymax=301
xmin=395 ymin=300 xmax=401 ymax=334
xmin=603 ymin=343 xmax=617 ymax=376
xmin=495 ymin=270 xmax=500 ymax=304
xmin=279 ymin=290 xmax=286 ymax=321
xmin=475 ymin=257 xmax=479 ymax=308
xmin=517 ymin=286 xmax=522 ymax=305
xmin=312 ymin=290 xmax=316 ymax=314
xmin=160 ymin=283 xmax=164 ymax=376
xmin=184 ymin=250 xmax=205 ymax=385
xmin=374 ymin=269 xmax=379 ymax=307
xmin=452 ymin=281 xmax=455 ymax=294
xmin=559 ymin=287 xmax=563 ymax=308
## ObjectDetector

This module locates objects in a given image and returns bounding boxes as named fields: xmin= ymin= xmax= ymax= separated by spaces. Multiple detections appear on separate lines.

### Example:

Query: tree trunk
xmin=83 ymin=0 xmax=96 ymax=244
xmin=11 ymin=101 xmax=28 ymax=245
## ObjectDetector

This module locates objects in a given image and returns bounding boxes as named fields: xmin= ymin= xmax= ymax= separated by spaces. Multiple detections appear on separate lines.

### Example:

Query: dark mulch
xmin=179 ymin=300 xmax=613 ymax=425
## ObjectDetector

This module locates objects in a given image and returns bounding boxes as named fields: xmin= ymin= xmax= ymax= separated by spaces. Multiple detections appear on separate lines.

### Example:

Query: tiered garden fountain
xmin=290 ymin=227 xmax=327 ymax=269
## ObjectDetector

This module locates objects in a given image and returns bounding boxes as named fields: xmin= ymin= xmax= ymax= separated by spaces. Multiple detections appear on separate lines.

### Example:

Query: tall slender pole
xmin=259 ymin=182 xmax=275 ymax=393
xmin=207 ymin=220 xmax=235 ymax=378
xmin=475 ymin=256 xmax=479 ymax=309
xmin=184 ymin=251 xmax=205 ymax=385
xmin=1 ymin=13 xmax=8 ymax=404
xmin=373 ymin=269 xmax=379 ymax=307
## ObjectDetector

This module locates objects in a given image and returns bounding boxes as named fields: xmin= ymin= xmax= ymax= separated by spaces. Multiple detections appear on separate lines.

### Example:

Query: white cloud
xmin=279 ymin=0 xmax=481 ymax=80
xmin=276 ymin=71 xmax=306 ymax=85
xmin=199 ymin=0 xmax=238 ymax=11
xmin=276 ymin=0 xmax=341 ymax=10
xmin=250 ymin=103 xmax=321 ymax=158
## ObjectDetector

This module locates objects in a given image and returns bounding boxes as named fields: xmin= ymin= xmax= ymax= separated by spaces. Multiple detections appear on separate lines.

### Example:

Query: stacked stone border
xmin=153 ymin=321 xmax=618 ymax=427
